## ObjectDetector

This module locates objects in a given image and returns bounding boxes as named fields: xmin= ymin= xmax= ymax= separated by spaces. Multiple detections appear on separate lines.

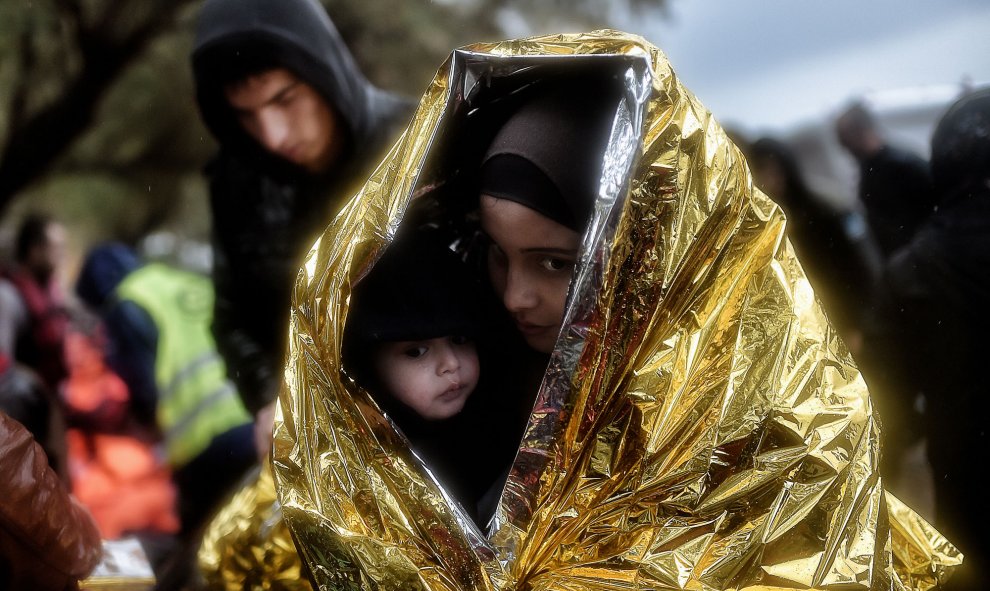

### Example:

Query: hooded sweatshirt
xmin=191 ymin=0 xmax=414 ymax=414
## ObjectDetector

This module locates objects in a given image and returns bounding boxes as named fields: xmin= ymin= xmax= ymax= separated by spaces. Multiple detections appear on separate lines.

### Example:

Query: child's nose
xmin=436 ymin=344 xmax=460 ymax=374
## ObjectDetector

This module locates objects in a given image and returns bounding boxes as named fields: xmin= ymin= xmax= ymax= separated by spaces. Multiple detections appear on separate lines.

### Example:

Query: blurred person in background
xmin=835 ymin=102 xmax=936 ymax=257
xmin=75 ymin=243 xmax=254 ymax=540
xmin=861 ymin=88 xmax=990 ymax=591
xmin=190 ymin=0 xmax=415 ymax=453
xmin=747 ymin=136 xmax=882 ymax=341
xmin=0 ymin=346 xmax=68 ymax=483
xmin=1 ymin=213 xmax=71 ymax=391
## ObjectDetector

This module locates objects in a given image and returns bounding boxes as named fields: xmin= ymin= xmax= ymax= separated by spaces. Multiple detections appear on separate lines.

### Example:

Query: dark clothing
xmin=0 ymin=354 xmax=68 ymax=482
xmin=204 ymin=159 xmax=352 ymax=414
xmin=192 ymin=0 xmax=414 ymax=414
xmin=858 ymin=145 xmax=936 ymax=256
xmin=343 ymin=228 xmax=489 ymax=380
xmin=74 ymin=244 xmax=158 ymax=427
xmin=101 ymin=300 xmax=159 ymax=428
xmin=172 ymin=421 xmax=255 ymax=536
xmin=863 ymin=182 xmax=990 ymax=590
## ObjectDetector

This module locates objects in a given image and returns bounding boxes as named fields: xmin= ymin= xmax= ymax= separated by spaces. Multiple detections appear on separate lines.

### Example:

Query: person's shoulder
xmin=0 ymin=276 xmax=21 ymax=300
xmin=366 ymin=89 xmax=417 ymax=143
xmin=880 ymin=144 xmax=928 ymax=169
xmin=0 ymin=276 xmax=28 ymax=319
xmin=0 ymin=360 xmax=45 ymax=398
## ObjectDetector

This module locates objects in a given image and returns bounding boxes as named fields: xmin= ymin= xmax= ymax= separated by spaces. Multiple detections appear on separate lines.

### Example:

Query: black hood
xmin=192 ymin=0 xmax=411 ymax=174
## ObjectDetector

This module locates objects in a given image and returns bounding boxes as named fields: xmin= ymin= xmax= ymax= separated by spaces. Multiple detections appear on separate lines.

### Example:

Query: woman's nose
xmin=503 ymin=269 xmax=537 ymax=312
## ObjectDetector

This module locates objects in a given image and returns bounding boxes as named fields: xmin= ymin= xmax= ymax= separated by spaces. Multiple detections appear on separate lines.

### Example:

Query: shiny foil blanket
xmin=272 ymin=30 xmax=961 ymax=590
xmin=197 ymin=460 xmax=313 ymax=591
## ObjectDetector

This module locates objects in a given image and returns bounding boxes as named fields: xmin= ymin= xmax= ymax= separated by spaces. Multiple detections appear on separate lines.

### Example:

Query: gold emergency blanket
xmin=197 ymin=460 xmax=312 ymax=591
xmin=273 ymin=30 xmax=961 ymax=590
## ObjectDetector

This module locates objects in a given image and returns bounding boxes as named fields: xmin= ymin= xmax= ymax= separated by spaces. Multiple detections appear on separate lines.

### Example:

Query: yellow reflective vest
xmin=117 ymin=263 xmax=251 ymax=467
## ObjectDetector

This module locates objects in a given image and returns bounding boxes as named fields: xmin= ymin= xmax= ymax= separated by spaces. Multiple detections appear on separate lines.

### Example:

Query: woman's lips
xmin=515 ymin=320 xmax=550 ymax=336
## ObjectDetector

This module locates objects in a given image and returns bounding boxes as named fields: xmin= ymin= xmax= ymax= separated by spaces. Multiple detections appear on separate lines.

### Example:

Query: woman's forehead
xmin=480 ymin=195 xmax=579 ymax=249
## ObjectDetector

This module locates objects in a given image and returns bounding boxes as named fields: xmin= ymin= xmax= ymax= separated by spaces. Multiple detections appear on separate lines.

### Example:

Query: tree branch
xmin=7 ymin=24 xmax=35 ymax=129
xmin=0 ymin=0 xmax=198 ymax=214
xmin=56 ymin=0 xmax=85 ymax=28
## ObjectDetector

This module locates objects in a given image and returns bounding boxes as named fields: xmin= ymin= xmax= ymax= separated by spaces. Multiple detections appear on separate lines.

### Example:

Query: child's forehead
xmin=347 ymin=237 xmax=486 ymax=346
xmin=377 ymin=335 xmax=477 ymax=349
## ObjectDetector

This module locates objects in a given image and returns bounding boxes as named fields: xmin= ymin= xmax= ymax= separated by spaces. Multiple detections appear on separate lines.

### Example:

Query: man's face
xmin=29 ymin=222 xmax=66 ymax=282
xmin=224 ymin=68 xmax=343 ymax=173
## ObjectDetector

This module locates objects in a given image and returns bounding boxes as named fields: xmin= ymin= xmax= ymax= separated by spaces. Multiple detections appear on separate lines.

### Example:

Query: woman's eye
xmin=403 ymin=346 xmax=428 ymax=358
xmin=540 ymin=257 xmax=572 ymax=272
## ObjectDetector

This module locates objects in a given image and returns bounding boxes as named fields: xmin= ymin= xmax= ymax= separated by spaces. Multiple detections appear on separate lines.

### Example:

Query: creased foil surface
xmin=272 ymin=29 xmax=961 ymax=591
xmin=197 ymin=460 xmax=313 ymax=591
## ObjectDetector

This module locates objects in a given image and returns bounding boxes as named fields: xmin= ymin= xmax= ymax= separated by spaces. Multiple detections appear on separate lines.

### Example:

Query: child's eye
xmin=403 ymin=346 xmax=428 ymax=358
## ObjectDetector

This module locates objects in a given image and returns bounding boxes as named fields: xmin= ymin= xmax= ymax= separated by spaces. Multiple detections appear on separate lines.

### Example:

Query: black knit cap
xmin=345 ymin=229 xmax=485 ymax=348
xmin=931 ymin=86 xmax=990 ymax=194
xmin=479 ymin=81 xmax=620 ymax=232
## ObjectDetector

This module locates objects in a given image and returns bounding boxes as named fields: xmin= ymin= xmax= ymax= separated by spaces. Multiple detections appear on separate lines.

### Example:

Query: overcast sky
xmin=614 ymin=0 xmax=990 ymax=134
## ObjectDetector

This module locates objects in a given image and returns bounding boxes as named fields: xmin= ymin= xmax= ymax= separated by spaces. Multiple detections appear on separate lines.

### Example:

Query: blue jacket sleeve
xmin=103 ymin=300 xmax=159 ymax=427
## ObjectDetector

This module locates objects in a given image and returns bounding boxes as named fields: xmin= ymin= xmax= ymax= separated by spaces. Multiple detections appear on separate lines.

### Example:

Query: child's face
xmin=372 ymin=336 xmax=480 ymax=420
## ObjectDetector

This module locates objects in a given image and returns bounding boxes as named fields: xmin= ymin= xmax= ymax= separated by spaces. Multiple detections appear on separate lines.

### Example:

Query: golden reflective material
xmin=273 ymin=29 xmax=961 ymax=590
xmin=886 ymin=493 xmax=962 ymax=590
xmin=197 ymin=460 xmax=313 ymax=591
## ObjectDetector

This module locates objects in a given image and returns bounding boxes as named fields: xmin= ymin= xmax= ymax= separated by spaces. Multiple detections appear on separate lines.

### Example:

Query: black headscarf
xmin=479 ymin=83 xmax=619 ymax=232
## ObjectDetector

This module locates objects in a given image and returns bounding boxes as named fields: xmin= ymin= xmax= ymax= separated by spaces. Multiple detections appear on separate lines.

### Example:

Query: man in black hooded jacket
xmin=191 ymin=0 xmax=414 ymax=433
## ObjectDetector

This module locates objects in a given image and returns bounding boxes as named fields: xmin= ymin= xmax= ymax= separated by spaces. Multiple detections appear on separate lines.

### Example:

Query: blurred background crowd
xmin=0 ymin=0 xmax=987 ymax=589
